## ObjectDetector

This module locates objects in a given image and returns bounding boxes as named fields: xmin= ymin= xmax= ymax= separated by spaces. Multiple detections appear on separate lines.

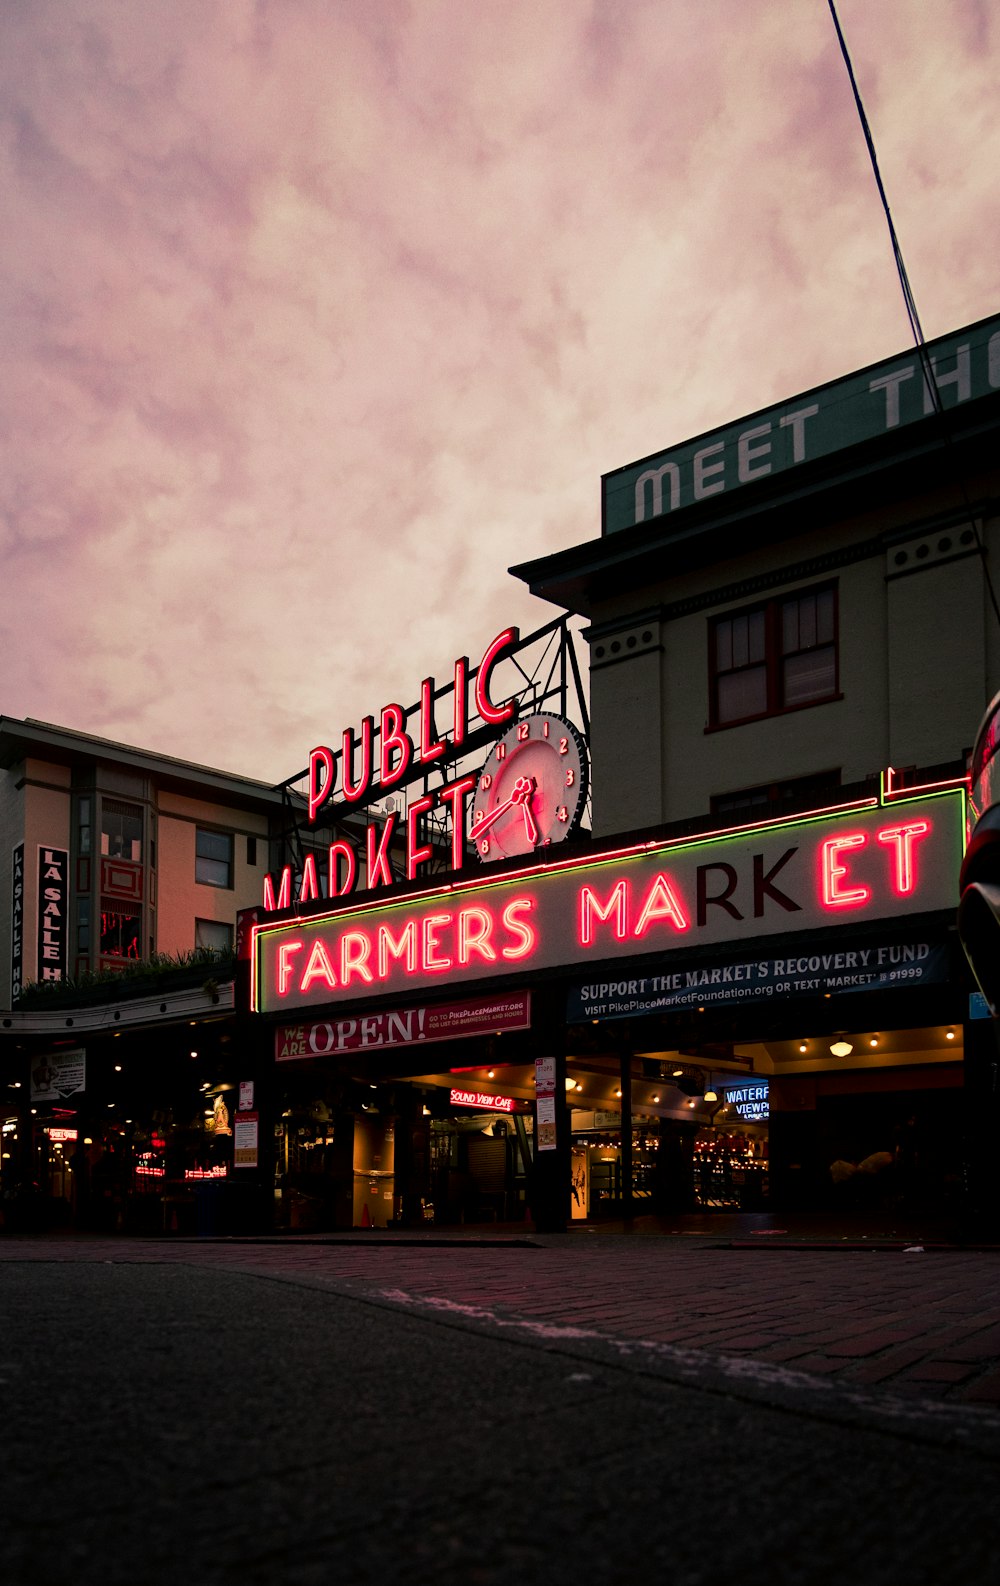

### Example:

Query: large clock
xmin=470 ymin=711 xmax=588 ymax=861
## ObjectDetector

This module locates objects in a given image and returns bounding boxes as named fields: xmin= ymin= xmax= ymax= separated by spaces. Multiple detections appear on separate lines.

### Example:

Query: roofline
xmin=600 ymin=306 xmax=1000 ymax=488
xmin=511 ymin=392 xmax=1000 ymax=616
xmin=0 ymin=716 xmax=286 ymax=810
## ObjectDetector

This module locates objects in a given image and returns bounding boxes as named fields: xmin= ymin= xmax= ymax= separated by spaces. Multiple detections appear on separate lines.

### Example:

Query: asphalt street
xmin=2 ymin=1248 xmax=1000 ymax=1586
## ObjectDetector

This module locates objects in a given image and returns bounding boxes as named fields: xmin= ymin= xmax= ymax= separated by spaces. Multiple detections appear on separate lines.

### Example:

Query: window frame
xmin=195 ymin=828 xmax=234 ymax=890
xmin=707 ymin=581 xmax=841 ymax=731
xmin=709 ymin=769 xmax=843 ymax=823
xmin=195 ymin=917 xmax=234 ymax=953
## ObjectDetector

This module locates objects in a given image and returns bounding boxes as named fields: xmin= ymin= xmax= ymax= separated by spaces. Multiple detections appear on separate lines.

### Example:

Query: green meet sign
xmin=602 ymin=311 xmax=1000 ymax=536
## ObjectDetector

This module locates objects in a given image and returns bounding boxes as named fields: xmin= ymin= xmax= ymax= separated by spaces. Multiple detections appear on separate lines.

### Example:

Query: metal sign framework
xmin=270 ymin=616 xmax=590 ymax=892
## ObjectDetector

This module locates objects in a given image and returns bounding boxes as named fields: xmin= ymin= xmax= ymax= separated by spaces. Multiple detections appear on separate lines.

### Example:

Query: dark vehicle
xmin=959 ymin=690 xmax=1000 ymax=1011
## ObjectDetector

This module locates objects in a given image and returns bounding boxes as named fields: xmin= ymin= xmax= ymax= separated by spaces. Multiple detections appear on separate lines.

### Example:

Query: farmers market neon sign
xmin=252 ymin=784 xmax=964 ymax=1014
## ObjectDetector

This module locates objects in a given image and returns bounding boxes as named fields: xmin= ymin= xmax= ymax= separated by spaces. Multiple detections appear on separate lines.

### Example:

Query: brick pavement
xmin=4 ymin=1231 xmax=1000 ymax=1410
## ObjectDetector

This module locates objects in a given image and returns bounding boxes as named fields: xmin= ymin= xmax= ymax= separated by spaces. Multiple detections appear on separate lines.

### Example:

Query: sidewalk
xmin=5 ymin=1224 xmax=1000 ymax=1411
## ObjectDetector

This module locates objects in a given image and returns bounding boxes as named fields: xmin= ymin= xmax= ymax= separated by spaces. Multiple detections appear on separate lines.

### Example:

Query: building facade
xmin=510 ymin=310 xmax=999 ymax=1227
xmin=0 ymin=717 xmax=280 ymax=999
xmin=3 ymin=313 xmax=996 ymax=1238
xmin=0 ymin=719 xmax=286 ymax=1231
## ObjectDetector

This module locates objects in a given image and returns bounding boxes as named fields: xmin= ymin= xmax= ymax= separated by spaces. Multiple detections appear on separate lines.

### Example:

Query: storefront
xmin=247 ymin=751 xmax=969 ymax=1231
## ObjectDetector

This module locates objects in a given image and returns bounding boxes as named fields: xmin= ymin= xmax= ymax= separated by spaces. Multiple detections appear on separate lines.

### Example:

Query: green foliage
xmin=15 ymin=947 xmax=236 ymax=1009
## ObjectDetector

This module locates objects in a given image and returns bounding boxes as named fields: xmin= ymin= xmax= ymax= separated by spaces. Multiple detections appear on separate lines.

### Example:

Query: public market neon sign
xmin=263 ymin=626 xmax=519 ymax=910
xmin=252 ymin=785 xmax=964 ymax=1015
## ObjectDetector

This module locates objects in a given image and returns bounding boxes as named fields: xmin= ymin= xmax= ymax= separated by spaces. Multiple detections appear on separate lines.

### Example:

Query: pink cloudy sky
xmin=2 ymin=0 xmax=998 ymax=784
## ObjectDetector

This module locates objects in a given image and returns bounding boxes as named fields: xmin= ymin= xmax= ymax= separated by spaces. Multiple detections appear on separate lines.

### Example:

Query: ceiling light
xmin=869 ymin=1037 xmax=879 ymax=1048
xmin=798 ymin=1041 xmax=807 ymax=1053
xmin=686 ymin=1099 xmax=696 ymax=1108
xmin=565 ymin=1076 xmax=576 ymax=1091
xmin=945 ymin=1028 xmax=956 ymax=1041
xmin=487 ymin=1069 xmax=495 ymax=1079
xmin=652 ymin=1094 xmax=660 ymax=1104
xmin=830 ymin=1039 xmax=853 ymax=1058
xmin=189 ymin=1050 xmax=198 ymax=1058
xmin=615 ymin=1088 xmax=622 ymax=1099
xmin=672 ymin=1067 xmax=684 ymax=1078
xmin=704 ymin=1088 xmax=718 ymax=1102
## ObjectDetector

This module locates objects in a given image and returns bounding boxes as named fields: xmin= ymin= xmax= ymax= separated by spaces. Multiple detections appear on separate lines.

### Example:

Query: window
xmin=100 ymin=901 xmax=141 ymax=961
xmin=247 ymin=835 xmax=257 ymax=867
xmin=101 ymin=799 xmax=143 ymax=861
xmin=710 ymin=584 xmax=838 ymax=727
xmin=710 ymin=770 xmax=842 ymax=823
xmin=77 ymin=796 xmax=91 ymax=856
xmin=195 ymin=918 xmax=233 ymax=952
xmin=196 ymin=829 xmax=233 ymax=889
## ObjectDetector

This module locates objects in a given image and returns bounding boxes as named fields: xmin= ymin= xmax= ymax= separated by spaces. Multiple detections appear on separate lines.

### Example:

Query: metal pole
xmin=619 ymin=1042 xmax=633 ymax=1226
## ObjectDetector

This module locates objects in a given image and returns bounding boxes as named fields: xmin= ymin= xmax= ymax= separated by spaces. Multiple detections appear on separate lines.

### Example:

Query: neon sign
xmin=252 ymin=786 xmax=964 ymax=1015
xmin=450 ymin=1089 xmax=516 ymax=1113
xmin=314 ymin=629 xmax=513 ymax=825
xmin=263 ymin=627 xmax=522 ymax=912
xmin=722 ymin=1082 xmax=769 ymax=1121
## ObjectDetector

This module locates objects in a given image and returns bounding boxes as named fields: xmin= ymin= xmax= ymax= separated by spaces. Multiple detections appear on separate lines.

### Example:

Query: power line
xmin=827 ymin=0 xmax=1000 ymax=633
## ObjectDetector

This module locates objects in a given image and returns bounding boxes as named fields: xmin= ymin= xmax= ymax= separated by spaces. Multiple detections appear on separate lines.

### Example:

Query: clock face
xmin=471 ymin=712 xmax=588 ymax=861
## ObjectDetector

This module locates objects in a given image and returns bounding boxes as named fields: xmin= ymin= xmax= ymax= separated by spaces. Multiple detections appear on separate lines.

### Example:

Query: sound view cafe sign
xmin=252 ymin=784 xmax=964 ymax=1015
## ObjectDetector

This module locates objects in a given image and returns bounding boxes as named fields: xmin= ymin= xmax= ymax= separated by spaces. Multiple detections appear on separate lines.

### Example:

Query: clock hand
xmin=519 ymin=792 xmax=539 ymax=846
xmin=469 ymin=776 xmax=536 ymax=841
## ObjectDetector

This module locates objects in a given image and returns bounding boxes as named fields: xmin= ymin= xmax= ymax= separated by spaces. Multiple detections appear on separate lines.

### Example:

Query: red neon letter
xmin=501 ymin=897 xmax=536 ymax=960
xmin=474 ymin=627 xmax=518 ymax=727
xmin=634 ymin=873 xmax=690 ymax=936
xmin=263 ymin=867 xmax=292 ymax=912
xmin=377 ymin=920 xmax=418 ymax=977
xmin=579 ymin=881 xmax=629 ymax=946
xmin=300 ymin=938 xmax=338 ymax=993
xmin=407 ymin=794 xmax=434 ymax=881
xmin=821 ymin=833 xmax=870 ymax=908
xmin=380 ymin=703 xmax=412 ymax=789
xmin=276 ymin=940 xmax=303 ymax=996
xmin=366 ymin=814 xmax=398 ymax=889
xmin=453 ymin=656 xmax=468 ymax=747
xmin=299 ymin=853 xmax=321 ymax=904
xmin=422 ymin=913 xmax=454 ymax=973
xmin=458 ymin=906 xmax=497 ymax=965
xmin=341 ymin=717 xmax=373 ymax=803
xmin=438 ymin=774 xmax=476 ymax=870
xmin=419 ymin=678 xmax=446 ymax=764
xmin=340 ymin=930 xmax=374 ymax=986
xmin=877 ymin=820 xmax=930 ymax=895
xmin=328 ymin=840 xmax=357 ymax=898
xmin=308 ymin=746 xmax=335 ymax=823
